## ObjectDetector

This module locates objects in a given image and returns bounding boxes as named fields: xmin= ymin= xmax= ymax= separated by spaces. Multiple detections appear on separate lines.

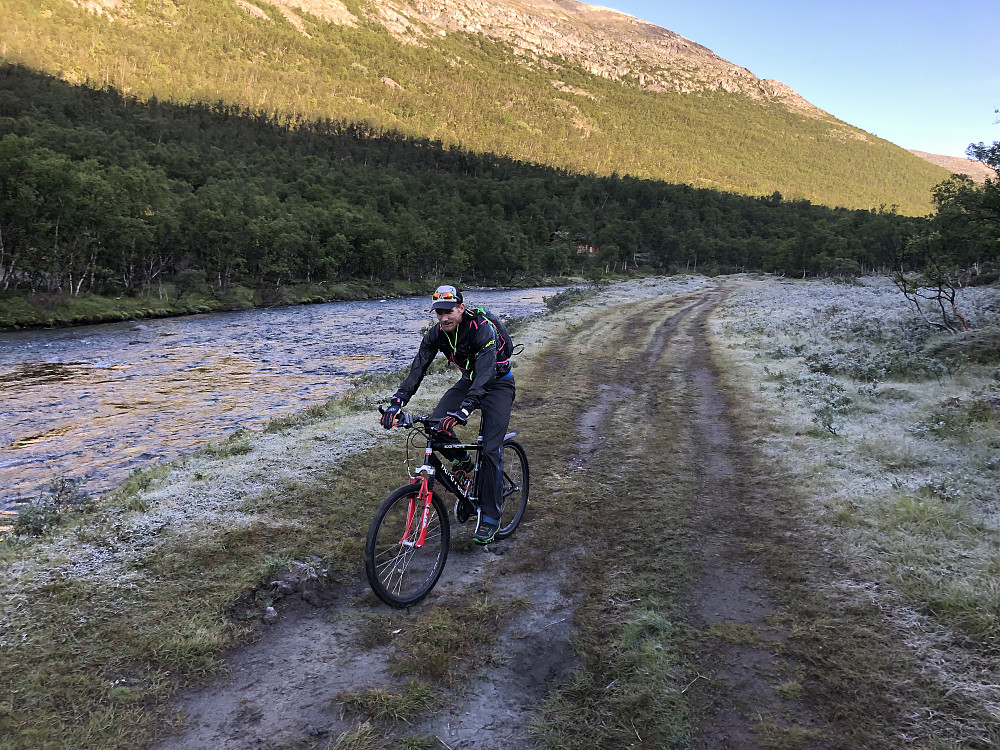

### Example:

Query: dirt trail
xmin=156 ymin=533 xmax=577 ymax=750
xmin=673 ymin=295 xmax=836 ymax=749
xmin=155 ymin=282 xmax=840 ymax=749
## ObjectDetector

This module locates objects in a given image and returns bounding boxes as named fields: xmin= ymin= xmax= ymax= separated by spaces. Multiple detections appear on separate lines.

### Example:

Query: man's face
xmin=436 ymin=303 xmax=464 ymax=332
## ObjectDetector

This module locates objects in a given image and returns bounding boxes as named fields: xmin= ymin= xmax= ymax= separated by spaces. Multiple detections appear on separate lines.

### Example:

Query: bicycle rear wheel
xmin=496 ymin=439 xmax=529 ymax=540
xmin=366 ymin=484 xmax=450 ymax=608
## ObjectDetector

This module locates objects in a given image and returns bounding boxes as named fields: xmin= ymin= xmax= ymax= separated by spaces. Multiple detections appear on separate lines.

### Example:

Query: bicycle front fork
xmin=402 ymin=448 xmax=437 ymax=548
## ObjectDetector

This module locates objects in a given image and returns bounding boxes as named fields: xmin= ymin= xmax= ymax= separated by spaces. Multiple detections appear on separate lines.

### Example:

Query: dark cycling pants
xmin=431 ymin=374 xmax=515 ymax=524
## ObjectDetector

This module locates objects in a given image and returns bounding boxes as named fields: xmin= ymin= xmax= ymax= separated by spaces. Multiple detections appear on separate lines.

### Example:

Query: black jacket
xmin=397 ymin=307 xmax=513 ymax=408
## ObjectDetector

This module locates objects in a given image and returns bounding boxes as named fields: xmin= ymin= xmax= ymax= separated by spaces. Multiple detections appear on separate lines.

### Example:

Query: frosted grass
xmin=712 ymin=275 xmax=1000 ymax=729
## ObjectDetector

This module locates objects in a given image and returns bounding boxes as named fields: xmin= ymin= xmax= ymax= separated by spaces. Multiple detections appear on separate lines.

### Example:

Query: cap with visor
xmin=431 ymin=285 xmax=463 ymax=310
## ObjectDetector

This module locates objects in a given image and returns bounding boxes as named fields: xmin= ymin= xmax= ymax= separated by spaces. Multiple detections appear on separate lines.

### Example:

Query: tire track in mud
xmin=663 ymin=292 xmax=839 ymax=749
xmin=572 ymin=297 xmax=700 ymax=462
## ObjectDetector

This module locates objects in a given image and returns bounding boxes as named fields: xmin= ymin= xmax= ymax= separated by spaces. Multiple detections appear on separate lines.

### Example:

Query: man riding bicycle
xmin=380 ymin=285 xmax=515 ymax=545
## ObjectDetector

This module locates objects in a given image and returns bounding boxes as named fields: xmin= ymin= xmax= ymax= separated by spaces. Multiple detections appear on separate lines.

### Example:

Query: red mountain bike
xmin=365 ymin=411 xmax=529 ymax=608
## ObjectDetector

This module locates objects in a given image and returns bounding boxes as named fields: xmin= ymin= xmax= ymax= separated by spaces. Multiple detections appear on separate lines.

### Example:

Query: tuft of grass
xmin=393 ymin=735 xmax=436 ymax=750
xmin=389 ymin=594 xmax=514 ymax=685
xmin=320 ymin=722 xmax=386 ymax=750
xmin=774 ymin=681 xmax=805 ymax=700
xmin=881 ymin=491 xmax=977 ymax=532
xmin=859 ymin=436 xmax=933 ymax=471
xmin=920 ymin=578 xmax=1000 ymax=644
xmin=198 ymin=431 xmax=255 ymax=458
xmin=338 ymin=681 xmax=436 ymax=722
xmin=707 ymin=621 xmax=763 ymax=646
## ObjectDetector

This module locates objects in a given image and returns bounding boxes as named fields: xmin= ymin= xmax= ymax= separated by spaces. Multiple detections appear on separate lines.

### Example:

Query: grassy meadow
xmin=1 ymin=275 xmax=999 ymax=749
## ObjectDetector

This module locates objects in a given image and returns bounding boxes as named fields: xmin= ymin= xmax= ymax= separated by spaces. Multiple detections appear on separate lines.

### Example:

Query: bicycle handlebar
xmin=378 ymin=406 xmax=435 ymax=430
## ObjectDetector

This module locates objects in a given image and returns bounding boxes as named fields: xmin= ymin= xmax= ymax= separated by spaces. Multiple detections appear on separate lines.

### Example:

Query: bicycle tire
xmin=366 ymin=484 xmax=450 ymax=608
xmin=496 ymin=439 xmax=529 ymax=539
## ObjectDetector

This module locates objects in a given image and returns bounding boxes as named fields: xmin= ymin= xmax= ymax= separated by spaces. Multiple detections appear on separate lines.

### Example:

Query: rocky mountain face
xmin=221 ymin=0 xmax=827 ymax=117
xmin=909 ymin=150 xmax=996 ymax=184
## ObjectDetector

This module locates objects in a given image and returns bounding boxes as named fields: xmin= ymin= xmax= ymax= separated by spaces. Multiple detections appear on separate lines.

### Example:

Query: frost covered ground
xmin=711 ymin=276 xmax=1000 ymax=732
xmin=5 ymin=273 xmax=998 ymax=748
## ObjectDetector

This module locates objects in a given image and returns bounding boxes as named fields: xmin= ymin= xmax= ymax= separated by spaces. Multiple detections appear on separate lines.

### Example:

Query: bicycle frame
xmin=402 ymin=449 xmax=439 ymax=549
xmin=393 ymin=413 xmax=517 ymax=548
xmin=402 ymin=437 xmax=476 ymax=548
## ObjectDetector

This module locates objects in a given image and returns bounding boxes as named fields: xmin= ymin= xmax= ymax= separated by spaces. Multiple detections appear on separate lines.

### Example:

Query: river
xmin=0 ymin=288 xmax=561 ymax=512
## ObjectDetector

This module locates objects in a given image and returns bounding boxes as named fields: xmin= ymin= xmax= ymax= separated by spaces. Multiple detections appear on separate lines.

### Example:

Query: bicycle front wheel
xmin=496 ymin=439 xmax=529 ymax=540
xmin=366 ymin=484 xmax=451 ymax=608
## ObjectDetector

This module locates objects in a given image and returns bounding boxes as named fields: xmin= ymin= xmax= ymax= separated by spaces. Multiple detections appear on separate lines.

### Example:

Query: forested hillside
xmin=0 ymin=63 xmax=931 ymax=325
xmin=0 ymin=0 xmax=948 ymax=213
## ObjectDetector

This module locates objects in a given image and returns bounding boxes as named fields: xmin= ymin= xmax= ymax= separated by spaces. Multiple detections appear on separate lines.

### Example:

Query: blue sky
xmin=603 ymin=0 xmax=997 ymax=158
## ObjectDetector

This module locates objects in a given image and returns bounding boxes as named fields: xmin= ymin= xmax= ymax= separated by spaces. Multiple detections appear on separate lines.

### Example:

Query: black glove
xmin=438 ymin=401 xmax=474 ymax=434
xmin=380 ymin=391 xmax=407 ymax=429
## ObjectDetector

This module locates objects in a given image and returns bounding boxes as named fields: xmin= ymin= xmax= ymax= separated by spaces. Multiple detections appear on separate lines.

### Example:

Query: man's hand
xmin=437 ymin=401 xmax=474 ymax=434
xmin=380 ymin=392 xmax=407 ymax=429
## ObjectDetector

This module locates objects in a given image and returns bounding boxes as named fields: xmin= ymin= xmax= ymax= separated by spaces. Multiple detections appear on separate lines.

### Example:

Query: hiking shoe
xmin=473 ymin=517 xmax=499 ymax=545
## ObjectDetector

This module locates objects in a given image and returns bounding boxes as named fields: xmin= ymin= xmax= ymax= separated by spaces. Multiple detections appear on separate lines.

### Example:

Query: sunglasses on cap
xmin=432 ymin=290 xmax=459 ymax=302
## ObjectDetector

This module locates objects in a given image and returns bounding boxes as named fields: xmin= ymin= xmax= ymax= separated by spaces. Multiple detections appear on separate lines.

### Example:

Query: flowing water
xmin=0 ymin=288 xmax=560 ymax=513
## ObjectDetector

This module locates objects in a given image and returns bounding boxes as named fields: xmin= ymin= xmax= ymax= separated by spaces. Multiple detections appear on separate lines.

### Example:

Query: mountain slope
xmin=0 ymin=0 xmax=948 ymax=213
xmin=909 ymin=150 xmax=996 ymax=184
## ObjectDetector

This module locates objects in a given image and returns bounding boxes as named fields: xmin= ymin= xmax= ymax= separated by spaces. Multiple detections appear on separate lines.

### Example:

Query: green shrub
xmin=544 ymin=287 xmax=594 ymax=312
xmin=12 ymin=476 xmax=92 ymax=537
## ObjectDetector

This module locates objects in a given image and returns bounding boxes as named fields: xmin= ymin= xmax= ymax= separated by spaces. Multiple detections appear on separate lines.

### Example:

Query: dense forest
xmin=0 ymin=66 xmax=938 ymax=297
xmin=2 ymin=61 xmax=998 ymax=328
